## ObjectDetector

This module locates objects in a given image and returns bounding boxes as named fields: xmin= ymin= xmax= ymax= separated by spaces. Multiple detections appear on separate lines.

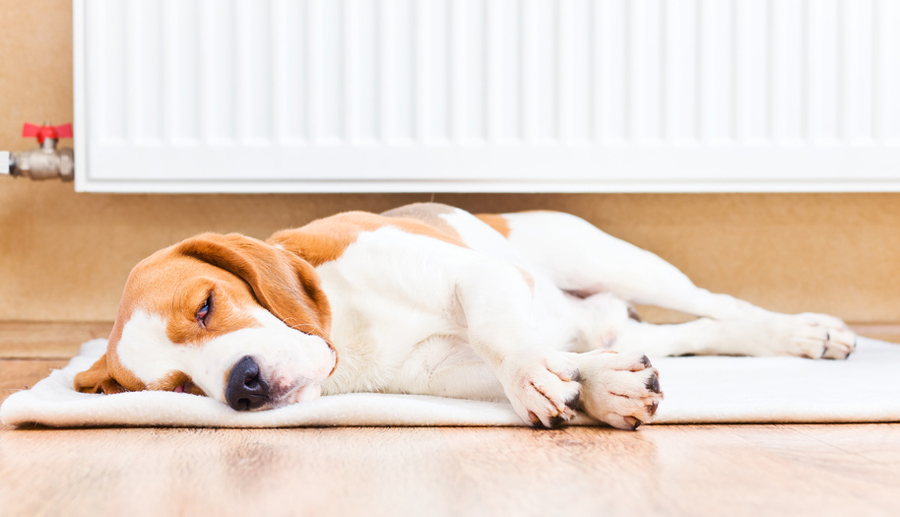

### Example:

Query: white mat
xmin=2 ymin=338 xmax=899 ymax=427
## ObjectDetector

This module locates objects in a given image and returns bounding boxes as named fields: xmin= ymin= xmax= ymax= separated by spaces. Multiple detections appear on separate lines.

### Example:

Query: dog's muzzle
xmin=225 ymin=356 xmax=270 ymax=411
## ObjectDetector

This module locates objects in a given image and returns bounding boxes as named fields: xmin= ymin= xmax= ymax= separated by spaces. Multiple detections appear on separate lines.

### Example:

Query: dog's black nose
xmin=225 ymin=356 xmax=269 ymax=411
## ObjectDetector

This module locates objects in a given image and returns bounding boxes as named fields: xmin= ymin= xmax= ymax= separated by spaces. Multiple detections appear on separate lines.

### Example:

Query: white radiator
xmin=75 ymin=0 xmax=900 ymax=193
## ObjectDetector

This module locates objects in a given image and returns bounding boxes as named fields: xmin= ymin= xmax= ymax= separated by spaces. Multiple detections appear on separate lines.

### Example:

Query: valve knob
xmin=22 ymin=122 xmax=73 ymax=145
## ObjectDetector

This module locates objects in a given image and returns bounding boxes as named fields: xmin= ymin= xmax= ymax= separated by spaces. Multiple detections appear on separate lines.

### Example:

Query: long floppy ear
xmin=176 ymin=233 xmax=332 ymax=340
xmin=73 ymin=354 xmax=128 ymax=395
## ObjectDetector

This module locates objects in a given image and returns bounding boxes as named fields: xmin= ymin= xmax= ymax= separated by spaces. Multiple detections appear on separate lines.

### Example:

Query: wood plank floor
xmin=1 ymin=323 xmax=899 ymax=516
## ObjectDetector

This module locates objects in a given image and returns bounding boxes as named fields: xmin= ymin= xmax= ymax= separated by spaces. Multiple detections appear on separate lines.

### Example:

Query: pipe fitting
xmin=1 ymin=122 xmax=75 ymax=181
xmin=2 ymin=142 xmax=74 ymax=181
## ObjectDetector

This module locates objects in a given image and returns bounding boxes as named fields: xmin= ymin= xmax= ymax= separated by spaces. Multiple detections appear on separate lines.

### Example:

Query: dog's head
xmin=74 ymin=233 xmax=336 ymax=411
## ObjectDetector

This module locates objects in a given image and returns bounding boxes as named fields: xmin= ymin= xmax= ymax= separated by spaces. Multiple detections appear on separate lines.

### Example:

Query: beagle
xmin=74 ymin=203 xmax=856 ymax=429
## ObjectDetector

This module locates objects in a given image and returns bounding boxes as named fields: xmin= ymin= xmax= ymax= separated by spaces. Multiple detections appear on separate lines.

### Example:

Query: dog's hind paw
xmin=799 ymin=313 xmax=857 ymax=360
xmin=762 ymin=313 xmax=857 ymax=360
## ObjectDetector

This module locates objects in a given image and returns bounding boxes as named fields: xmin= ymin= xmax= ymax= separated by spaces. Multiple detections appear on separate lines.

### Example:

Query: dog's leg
xmin=392 ymin=335 xmax=507 ymax=401
xmin=400 ymin=339 xmax=667 ymax=431
xmin=500 ymin=210 xmax=767 ymax=319
xmin=452 ymin=259 xmax=584 ymax=428
xmin=565 ymin=314 xmax=858 ymax=429
xmin=608 ymin=317 xmax=855 ymax=359
xmin=500 ymin=211 xmax=856 ymax=359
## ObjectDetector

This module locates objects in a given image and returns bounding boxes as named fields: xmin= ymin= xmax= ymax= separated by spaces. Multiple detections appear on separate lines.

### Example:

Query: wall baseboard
xmin=849 ymin=325 xmax=900 ymax=345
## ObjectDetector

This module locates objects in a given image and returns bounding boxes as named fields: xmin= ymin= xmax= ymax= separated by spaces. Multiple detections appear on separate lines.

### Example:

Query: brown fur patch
xmin=177 ymin=234 xmax=332 ymax=341
xmin=148 ymin=370 xmax=207 ymax=396
xmin=104 ymin=347 xmax=146 ymax=392
xmin=269 ymin=210 xmax=467 ymax=267
xmin=87 ymin=206 xmax=473 ymax=395
xmin=381 ymin=202 xmax=462 ymax=240
xmin=162 ymin=274 xmax=261 ymax=345
xmin=474 ymin=213 xmax=511 ymax=238
xmin=80 ymin=233 xmax=334 ymax=394
xmin=73 ymin=353 xmax=133 ymax=394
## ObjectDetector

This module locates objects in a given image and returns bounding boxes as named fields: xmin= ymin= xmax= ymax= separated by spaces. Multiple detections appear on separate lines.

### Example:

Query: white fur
xmin=117 ymin=311 xmax=195 ymax=386
xmin=439 ymin=208 xmax=530 ymax=267
xmin=117 ymin=205 xmax=856 ymax=430
xmin=311 ymin=208 xmax=854 ymax=428
xmin=117 ymin=309 xmax=334 ymax=407
xmin=312 ymin=222 xmax=648 ymax=428
xmin=500 ymin=211 xmax=855 ymax=360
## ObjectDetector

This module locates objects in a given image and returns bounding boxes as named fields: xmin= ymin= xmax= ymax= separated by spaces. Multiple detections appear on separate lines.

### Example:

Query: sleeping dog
xmin=74 ymin=203 xmax=857 ymax=429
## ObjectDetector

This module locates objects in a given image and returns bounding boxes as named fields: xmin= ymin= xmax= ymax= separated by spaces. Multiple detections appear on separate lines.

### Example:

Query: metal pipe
xmin=1 ymin=143 xmax=74 ymax=181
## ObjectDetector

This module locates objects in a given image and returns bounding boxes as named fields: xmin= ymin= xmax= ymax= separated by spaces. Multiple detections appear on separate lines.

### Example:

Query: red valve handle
xmin=23 ymin=122 xmax=73 ymax=144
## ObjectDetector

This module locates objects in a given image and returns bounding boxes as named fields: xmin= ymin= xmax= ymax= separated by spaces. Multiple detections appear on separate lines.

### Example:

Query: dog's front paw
xmin=575 ymin=351 xmax=663 ymax=430
xmin=501 ymin=351 xmax=582 ymax=429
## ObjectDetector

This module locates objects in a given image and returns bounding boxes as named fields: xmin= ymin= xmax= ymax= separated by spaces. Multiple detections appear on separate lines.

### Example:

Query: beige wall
xmin=2 ymin=0 xmax=899 ymax=326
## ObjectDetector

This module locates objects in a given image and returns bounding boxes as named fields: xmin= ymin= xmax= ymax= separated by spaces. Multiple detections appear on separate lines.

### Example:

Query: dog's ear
xmin=73 ymin=354 xmax=128 ymax=394
xmin=176 ymin=233 xmax=332 ymax=340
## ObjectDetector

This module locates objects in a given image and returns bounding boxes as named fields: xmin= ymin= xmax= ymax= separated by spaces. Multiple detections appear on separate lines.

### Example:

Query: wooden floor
xmin=2 ymin=323 xmax=900 ymax=516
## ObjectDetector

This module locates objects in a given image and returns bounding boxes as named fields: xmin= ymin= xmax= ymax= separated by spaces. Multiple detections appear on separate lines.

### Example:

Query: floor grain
xmin=0 ymin=359 xmax=68 ymax=405
xmin=0 ymin=321 xmax=112 ymax=358
xmin=1 ymin=422 xmax=898 ymax=516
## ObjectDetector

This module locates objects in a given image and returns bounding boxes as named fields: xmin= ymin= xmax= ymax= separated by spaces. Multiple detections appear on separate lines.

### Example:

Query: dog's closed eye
xmin=196 ymin=293 xmax=213 ymax=328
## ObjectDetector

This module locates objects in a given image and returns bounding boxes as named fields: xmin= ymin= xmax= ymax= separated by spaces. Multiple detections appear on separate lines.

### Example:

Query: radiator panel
xmin=75 ymin=0 xmax=900 ymax=192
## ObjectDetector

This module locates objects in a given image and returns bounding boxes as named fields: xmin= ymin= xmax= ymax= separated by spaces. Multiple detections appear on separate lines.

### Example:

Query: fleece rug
xmin=2 ymin=338 xmax=899 ymax=427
